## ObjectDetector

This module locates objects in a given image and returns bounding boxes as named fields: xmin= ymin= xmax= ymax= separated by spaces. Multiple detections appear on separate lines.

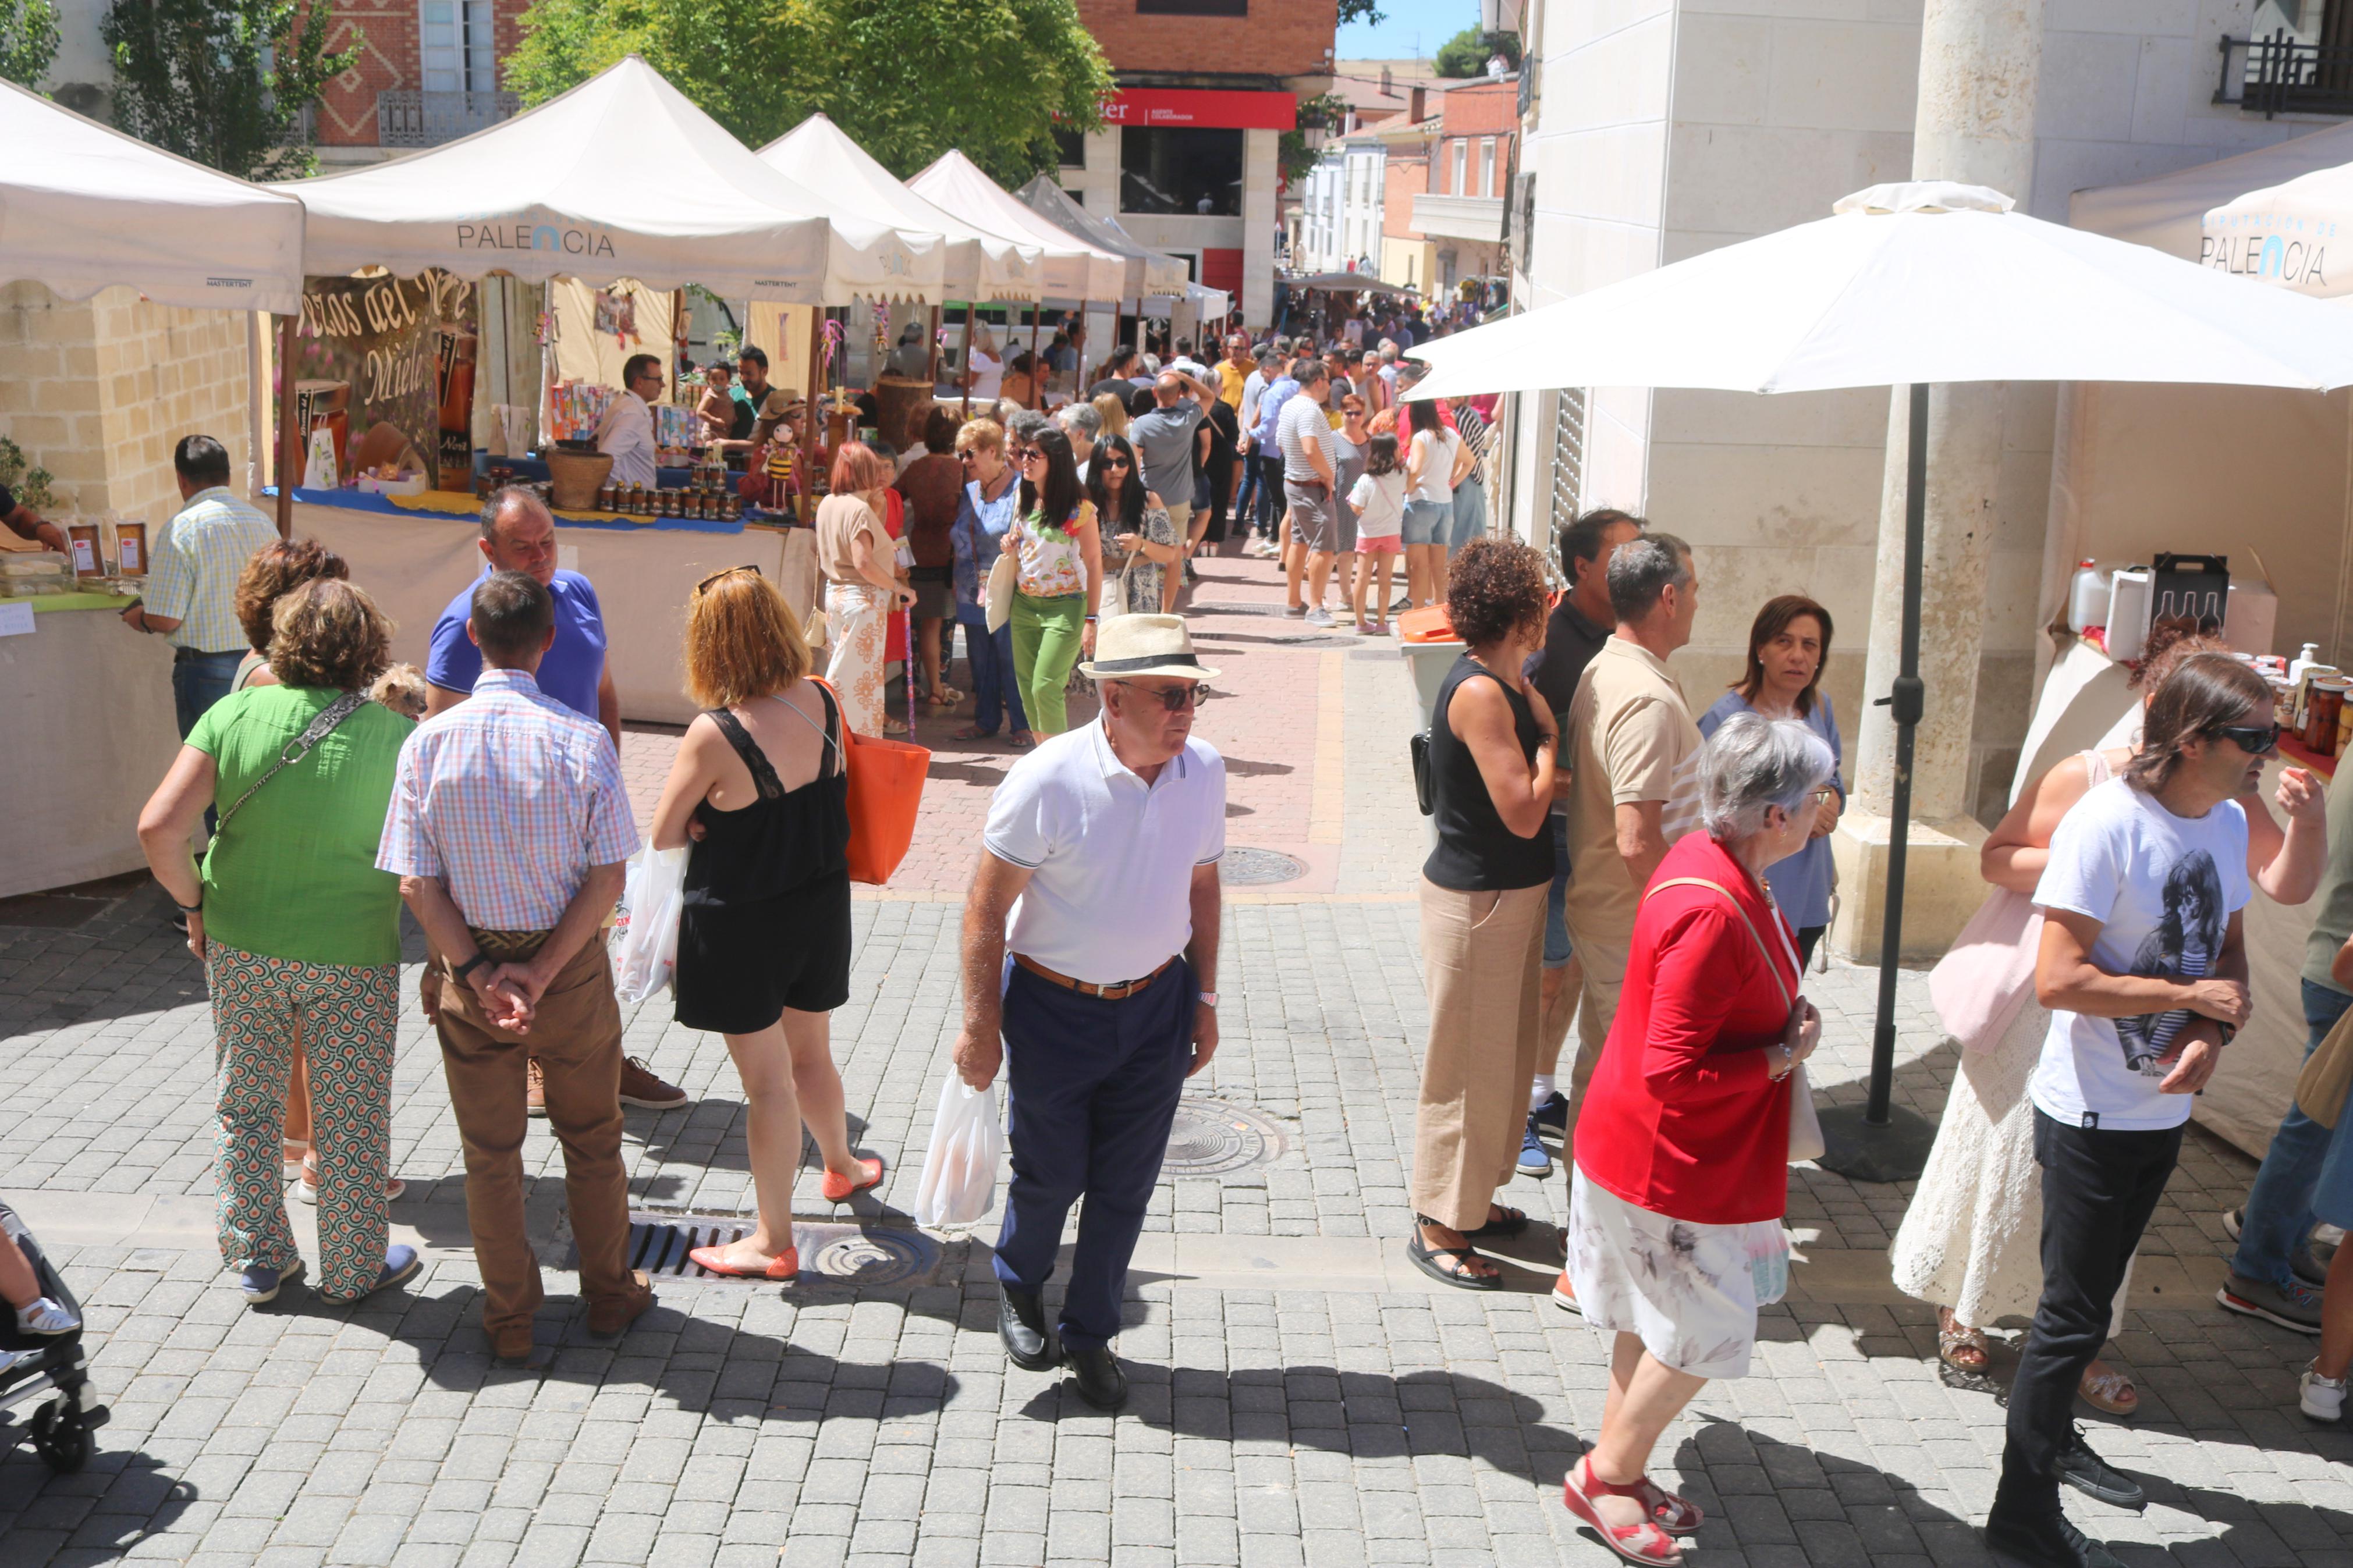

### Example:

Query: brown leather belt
xmin=1013 ymin=953 xmax=1176 ymax=1001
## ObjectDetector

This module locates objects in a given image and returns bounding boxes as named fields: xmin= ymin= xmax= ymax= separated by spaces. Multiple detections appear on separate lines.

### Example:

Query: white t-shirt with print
xmin=2030 ymin=776 xmax=2250 ymax=1132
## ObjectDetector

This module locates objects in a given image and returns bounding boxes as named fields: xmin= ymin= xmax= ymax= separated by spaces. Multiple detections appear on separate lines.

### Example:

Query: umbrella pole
xmin=1816 ymin=381 xmax=1937 ymax=1184
xmin=275 ymin=312 xmax=299 ymax=538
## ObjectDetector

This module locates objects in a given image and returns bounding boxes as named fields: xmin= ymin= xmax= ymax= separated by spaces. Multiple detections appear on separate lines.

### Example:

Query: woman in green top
xmin=137 ymin=579 xmax=420 ymax=1308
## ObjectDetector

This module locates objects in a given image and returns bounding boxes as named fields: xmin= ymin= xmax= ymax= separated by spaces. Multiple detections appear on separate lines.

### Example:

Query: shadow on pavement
xmin=0 ymin=1446 xmax=195 ymax=1565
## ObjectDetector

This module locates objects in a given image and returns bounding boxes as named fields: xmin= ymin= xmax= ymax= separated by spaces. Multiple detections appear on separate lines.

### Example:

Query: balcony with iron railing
xmin=2216 ymin=30 xmax=2353 ymax=118
xmin=377 ymin=88 xmax=520 ymax=148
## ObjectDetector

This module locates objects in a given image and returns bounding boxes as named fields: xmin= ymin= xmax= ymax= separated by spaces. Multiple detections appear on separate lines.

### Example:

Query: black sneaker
xmin=2055 ymin=1426 xmax=2144 ymax=1510
xmin=1532 ymin=1090 xmax=1568 ymax=1132
xmin=1985 ymin=1512 xmax=2125 ymax=1568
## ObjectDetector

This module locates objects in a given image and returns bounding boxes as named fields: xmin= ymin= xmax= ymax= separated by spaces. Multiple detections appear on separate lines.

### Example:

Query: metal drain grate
xmin=1163 ymin=1098 xmax=1288 ymax=1176
xmin=597 ymin=1215 xmax=940 ymax=1286
xmin=1220 ymin=847 xmax=1307 ymax=886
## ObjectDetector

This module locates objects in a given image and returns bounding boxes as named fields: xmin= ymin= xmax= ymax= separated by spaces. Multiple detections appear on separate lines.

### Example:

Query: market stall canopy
xmin=1404 ymin=181 xmax=2353 ymax=401
xmin=758 ymin=116 xmax=1043 ymax=302
xmin=1014 ymin=176 xmax=1188 ymax=297
xmin=1284 ymin=271 xmax=1411 ymax=296
xmin=1141 ymin=280 xmax=1231 ymax=320
xmin=279 ymin=56 xmax=946 ymax=304
xmin=0 ymin=76 xmax=306 ymax=314
xmin=906 ymin=152 xmax=1125 ymax=301
xmin=2203 ymin=155 xmax=2353 ymax=298
xmin=2071 ymin=122 xmax=2353 ymax=261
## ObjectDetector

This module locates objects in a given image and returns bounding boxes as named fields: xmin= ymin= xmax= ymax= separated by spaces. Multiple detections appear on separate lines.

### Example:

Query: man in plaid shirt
xmin=378 ymin=571 xmax=652 ymax=1366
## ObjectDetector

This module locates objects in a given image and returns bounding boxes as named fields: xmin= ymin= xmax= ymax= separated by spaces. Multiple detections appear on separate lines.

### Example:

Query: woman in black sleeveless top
xmin=1409 ymin=539 xmax=1563 ymax=1292
xmin=649 ymin=568 xmax=881 ymax=1282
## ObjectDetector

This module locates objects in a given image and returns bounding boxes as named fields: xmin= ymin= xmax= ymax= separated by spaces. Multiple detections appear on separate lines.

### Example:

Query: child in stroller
xmin=0 ymin=1200 xmax=105 ymax=1473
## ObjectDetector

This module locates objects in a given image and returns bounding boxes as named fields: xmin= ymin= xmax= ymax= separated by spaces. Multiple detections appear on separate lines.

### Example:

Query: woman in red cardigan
xmin=1560 ymin=711 xmax=1835 ymax=1566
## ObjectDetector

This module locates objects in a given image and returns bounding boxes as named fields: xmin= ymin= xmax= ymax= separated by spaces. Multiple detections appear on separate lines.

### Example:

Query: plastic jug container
xmin=2067 ymin=560 xmax=2111 ymax=631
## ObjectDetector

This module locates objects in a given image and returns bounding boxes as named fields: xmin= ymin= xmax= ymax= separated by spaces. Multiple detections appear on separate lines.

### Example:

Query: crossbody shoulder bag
xmin=214 ymin=690 xmax=369 ymax=836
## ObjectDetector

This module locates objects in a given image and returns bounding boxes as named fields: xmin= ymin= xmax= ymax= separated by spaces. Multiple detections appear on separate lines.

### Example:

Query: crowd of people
xmin=94 ymin=321 xmax=2353 ymax=1568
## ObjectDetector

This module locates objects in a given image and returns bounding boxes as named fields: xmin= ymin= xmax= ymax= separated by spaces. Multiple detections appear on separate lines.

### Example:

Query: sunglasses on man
xmin=1116 ymin=681 xmax=1202 ymax=712
xmin=2214 ymin=721 xmax=2282 ymax=755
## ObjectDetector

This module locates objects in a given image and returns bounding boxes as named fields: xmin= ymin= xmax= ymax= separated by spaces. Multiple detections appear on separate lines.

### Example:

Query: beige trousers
xmin=1563 ymin=921 xmax=1632 ymax=1126
xmin=1411 ymin=878 xmax=1548 ymax=1231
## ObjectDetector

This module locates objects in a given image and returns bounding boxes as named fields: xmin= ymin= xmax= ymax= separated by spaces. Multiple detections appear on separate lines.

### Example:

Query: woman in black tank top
xmin=1408 ymin=541 xmax=1563 ymax=1293
xmin=647 ymin=569 xmax=884 ymax=1283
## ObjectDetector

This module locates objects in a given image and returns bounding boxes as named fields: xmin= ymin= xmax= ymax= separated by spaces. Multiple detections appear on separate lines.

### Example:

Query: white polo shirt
xmin=983 ymin=718 xmax=1226 ymax=984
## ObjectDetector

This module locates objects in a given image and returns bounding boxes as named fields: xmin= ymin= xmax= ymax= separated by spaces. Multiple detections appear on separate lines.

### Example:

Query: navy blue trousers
xmin=992 ymin=958 xmax=1191 ymax=1351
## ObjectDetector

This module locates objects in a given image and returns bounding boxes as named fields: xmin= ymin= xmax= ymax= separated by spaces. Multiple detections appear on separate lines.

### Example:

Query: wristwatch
xmin=1198 ymin=991 xmax=1219 ymax=1008
xmin=451 ymin=952 xmax=491 ymax=984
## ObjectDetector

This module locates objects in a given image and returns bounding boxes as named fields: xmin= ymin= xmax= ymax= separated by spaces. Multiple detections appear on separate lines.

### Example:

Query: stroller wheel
xmin=30 ymin=1398 xmax=92 ymax=1474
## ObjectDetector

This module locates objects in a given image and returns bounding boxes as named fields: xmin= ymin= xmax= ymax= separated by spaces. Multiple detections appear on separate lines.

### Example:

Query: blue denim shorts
xmin=1449 ymin=473 xmax=1488 ymax=550
xmin=2311 ymin=983 xmax=2353 ymax=1229
xmin=1543 ymin=815 xmax=1573 ymax=969
xmin=1401 ymin=498 xmax=1451 ymax=546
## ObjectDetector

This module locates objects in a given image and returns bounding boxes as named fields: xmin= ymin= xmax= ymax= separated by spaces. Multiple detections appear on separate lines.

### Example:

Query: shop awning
xmin=278 ymin=56 xmax=948 ymax=304
xmin=1014 ymin=176 xmax=1188 ymax=297
xmin=758 ymin=116 xmax=1043 ymax=302
xmin=0 ymin=77 xmax=306 ymax=314
xmin=1284 ymin=271 xmax=1412 ymax=296
xmin=906 ymin=152 xmax=1126 ymax=301
xmin=2204 ymin=156 xmax=2353 ymax=298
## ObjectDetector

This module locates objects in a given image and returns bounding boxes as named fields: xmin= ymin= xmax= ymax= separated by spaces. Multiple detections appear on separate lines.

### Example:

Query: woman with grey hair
xmin=1559 ymin=710 xmax=1831 ymax=1565
xmin=1056 ymin=401 xmax=1102 ymax=478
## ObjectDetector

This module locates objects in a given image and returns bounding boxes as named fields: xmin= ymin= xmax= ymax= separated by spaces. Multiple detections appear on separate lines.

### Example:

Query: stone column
xmin=1830 ymin=0 xmax=2045 ymax=962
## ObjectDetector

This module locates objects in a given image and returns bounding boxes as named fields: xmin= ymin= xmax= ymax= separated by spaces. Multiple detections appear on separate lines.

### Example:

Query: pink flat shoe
xmin=689 ymin=1243 xmax=798 ymax=1281
xmin=820 ymin=1156 xmax=885 ymax=1204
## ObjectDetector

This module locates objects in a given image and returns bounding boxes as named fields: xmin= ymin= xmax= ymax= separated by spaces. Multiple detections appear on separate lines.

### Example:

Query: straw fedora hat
xmin=1078 ymin=614 xmax=1220 ymax=683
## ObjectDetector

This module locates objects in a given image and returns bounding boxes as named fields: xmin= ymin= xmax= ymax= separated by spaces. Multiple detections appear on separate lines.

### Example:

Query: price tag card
xmin=0 ymin=601 xmax=36 ymax=638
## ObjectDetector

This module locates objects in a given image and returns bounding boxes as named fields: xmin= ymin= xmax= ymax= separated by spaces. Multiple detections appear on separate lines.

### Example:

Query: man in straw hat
xmin=953 ymin=614 xmax=1227 ymax=1410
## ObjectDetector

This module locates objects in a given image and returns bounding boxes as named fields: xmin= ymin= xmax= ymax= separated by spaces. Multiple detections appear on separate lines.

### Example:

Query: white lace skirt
xmin=1566 ymin=1166 xmax=1788 ymax=1381
xmin=1888 ymin=998 xmax=2131 ymax=1334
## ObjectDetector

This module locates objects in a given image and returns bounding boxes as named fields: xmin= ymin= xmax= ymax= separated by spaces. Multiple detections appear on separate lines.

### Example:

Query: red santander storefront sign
xmin=1104 ymin=89 xmax=1296 ymax=131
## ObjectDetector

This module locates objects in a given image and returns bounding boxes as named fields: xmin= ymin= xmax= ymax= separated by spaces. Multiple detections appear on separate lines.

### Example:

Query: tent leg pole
xmin=1028 ymin=307 xmax=1041 ymax=408
xmin=800 ymin=307 xmax=822 ymax=516
xmin=925 ymin=305 xmax=941 ymax=394
xmin=1816 ymin=381 xmax=1937 ymax=1184
xmin=960 ymin=305 xmax=974 ymax=419
xmin=275 ymin=312 xmax=300 ymax=538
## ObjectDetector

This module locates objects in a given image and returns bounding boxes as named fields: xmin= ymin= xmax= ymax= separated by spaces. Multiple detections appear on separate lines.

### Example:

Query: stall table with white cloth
xmin=0 ymin=595 xmax=180 ymax=899
xmin=276 ymin=489 xmax=816 ymax=726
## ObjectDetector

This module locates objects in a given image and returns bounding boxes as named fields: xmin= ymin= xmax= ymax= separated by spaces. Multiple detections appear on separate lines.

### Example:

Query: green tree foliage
xmin=101 ymin=0 xmax=353 ymax=177
xmin=1 ymin=0 xmax=60 ymax=86
xmin=1433 ymin=26 xmax=1521 ymax=78
xmin=506 ymin=0 xmax=1115 ymax=187
xmin=1278 ymin=91 xmax=1348 ymax=193
xmin=1336 ymin=0 xmax=1383 ymax=24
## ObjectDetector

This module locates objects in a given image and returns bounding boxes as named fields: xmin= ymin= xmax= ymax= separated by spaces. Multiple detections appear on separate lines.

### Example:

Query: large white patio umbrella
xmin=1407 ymin=181 xmax=2353 ymax=1179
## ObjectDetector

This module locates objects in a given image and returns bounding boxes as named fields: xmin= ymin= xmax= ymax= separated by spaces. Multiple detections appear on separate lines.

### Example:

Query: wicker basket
xmin=546 ymin=447 xmax=613 ymax=511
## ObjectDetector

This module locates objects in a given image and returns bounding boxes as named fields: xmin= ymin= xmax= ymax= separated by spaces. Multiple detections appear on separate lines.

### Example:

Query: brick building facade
xmin=313 ymin=0 xmax=528 ymax=158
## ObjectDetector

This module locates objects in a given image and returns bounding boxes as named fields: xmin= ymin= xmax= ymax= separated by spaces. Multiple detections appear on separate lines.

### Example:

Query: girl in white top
xmin=966 ymin=328 xmax=1004 ymax=401
xmin=1347 ymin=433 xmax=1408 ymax=636
xmin=1401 ymin=401 xmax=1469 ymax=609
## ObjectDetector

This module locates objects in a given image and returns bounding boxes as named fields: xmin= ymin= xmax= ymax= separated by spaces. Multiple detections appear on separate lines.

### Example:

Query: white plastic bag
xmin=914 ymin=1073 xmax=1002 ymax=1228
xmin=611 ymin=842 xmax=687 ymax=1003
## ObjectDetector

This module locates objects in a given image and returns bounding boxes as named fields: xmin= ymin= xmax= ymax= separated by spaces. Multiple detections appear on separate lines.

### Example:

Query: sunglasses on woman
xmin=693 ymin=563 xmax=762 ymax=595
xmin=1012 ymin=447 xmax=1042 ymax=464
xmin=1100 ymin=454 xmax=1132 ymax=470
xmin=2214 ymin=721 xmax=2282 ymax=755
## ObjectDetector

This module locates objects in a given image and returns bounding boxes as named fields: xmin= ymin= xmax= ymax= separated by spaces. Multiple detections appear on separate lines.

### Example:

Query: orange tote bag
xmin=810 ymin=680 xmax=931 ymax=885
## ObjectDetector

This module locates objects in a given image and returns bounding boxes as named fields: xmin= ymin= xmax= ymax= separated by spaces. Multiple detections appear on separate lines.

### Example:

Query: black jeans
xmin=1254 ymin=453 xmax=1286 ymax=538
xmin=1993 ymin=1108 xmax=2182 ymax=1524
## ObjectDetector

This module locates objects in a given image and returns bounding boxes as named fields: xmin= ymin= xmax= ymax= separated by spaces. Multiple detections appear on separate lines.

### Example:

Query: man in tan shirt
xmin=1560 ymin=533 xmax=1703 ymax=1104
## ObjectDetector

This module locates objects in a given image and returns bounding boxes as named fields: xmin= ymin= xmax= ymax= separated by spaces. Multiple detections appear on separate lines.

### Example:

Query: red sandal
xmin=1563 ymin=1455 xmax=1686 ymax=1565
xmin=820 ymin=1155 xmax=885 ymax=1204
xmin=689 ymin=1243 xmax=799 ymax=1281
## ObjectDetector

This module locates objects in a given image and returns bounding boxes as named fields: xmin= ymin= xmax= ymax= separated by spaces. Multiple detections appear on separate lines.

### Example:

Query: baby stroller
xmin=0 ymin=1200 xmax=107 ymax=1474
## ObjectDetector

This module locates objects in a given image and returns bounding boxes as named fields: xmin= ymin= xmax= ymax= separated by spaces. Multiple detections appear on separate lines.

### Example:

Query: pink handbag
xmin=1929 ymin=887 xmax=2042 ymax=1054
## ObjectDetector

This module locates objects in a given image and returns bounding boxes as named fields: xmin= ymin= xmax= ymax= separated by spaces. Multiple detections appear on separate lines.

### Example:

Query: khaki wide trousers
xmin=1411 ymin=877 xmax=1548 ymax=1231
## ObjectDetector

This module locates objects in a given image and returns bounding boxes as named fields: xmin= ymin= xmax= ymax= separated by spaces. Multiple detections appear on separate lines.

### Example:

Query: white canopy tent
xmin=1408 ymin=180 xmax=2353 ymax=1180
xmin=280 ymin=56 xmax=946 ymax=305
xmin=757 ymin=116 xmax=1042 ymax=303
xmin=2205 ymin=154 xmax=2353 ymax=298
xmin=1015 ymin=175 xmax=1188 ymax=298
xmin=906 ymin=152 xmax=1125 ymax=303
xmin=2069 ymin=122 xmax=2353 ymax=263
xmin=0 ymin=76 xmax=306 ymax=314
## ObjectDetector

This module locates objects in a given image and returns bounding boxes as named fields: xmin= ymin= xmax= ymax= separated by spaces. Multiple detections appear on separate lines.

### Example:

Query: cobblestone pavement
xmin=5 ymin=551 xmax=2351 ymax=1567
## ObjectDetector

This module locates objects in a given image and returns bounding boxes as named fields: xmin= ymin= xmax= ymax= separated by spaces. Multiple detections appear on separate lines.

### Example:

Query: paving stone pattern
xmin=5 ymin=553 xmax=2351 ymax=1566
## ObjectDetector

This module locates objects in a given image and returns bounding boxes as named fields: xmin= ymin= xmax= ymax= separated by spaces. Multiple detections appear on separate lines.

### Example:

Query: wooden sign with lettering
xmin=293 ymin=270 xmax=477 ymax=489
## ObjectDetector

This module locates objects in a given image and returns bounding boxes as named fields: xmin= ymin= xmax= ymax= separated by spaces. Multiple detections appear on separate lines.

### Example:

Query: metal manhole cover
xmin=1163 ymin=1098 xmax=1287 ymax=1176
xmin=591 ymin=1214 xmax=939 ymax=1286
xmin=1220 ymin=847 xmax=1307 ymax=886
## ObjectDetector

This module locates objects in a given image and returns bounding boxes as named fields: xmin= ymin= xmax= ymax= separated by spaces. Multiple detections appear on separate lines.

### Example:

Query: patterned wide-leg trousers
xmin=210 ymin=944 xmax=397 ymax=1300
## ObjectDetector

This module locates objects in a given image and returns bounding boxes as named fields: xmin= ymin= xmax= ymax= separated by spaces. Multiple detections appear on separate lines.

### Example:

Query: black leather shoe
xmin=2055 ymin=1427 xmax=2145 ymax=1510
xmin=1067 ymin=1344 xmax=1127 ymax=1410
xmin=998 ymin=1287 xmax=1059 ymax=1371
xmin=1985 ymin=1512 xmax=2124 ymax=1568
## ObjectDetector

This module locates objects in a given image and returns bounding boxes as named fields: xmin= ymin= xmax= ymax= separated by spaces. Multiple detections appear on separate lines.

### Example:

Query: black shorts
xmin=673 ymin=869 xmax=853 ymax=1033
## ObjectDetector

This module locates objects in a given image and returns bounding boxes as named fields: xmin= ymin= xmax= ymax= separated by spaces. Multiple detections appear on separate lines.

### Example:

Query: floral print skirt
xmin=1566 ymin=1164 xmax=1788 ymax=1380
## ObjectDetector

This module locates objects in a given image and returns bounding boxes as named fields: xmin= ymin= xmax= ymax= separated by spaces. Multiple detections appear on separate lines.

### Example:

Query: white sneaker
xmin=2302 ymin=1362 xmax=2347 ymax=1422
xmin=15 ymin=1297 xmax=79 ymax=1336
xmin=1304 ymin=607 xmax=1336 ymax=628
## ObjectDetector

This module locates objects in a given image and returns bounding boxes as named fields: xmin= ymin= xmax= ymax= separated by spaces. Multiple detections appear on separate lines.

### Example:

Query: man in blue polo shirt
xmin=427 ymin=488 xmax=620 ymax=750
xmin=423 ymin=485 xmax=683 ymax=1114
